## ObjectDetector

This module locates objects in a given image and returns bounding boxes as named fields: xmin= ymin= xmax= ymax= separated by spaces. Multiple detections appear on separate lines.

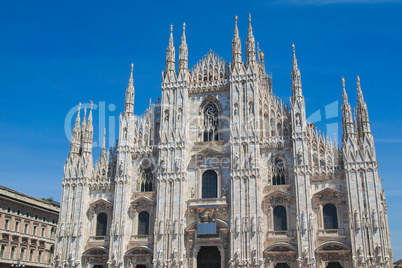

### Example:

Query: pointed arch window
xmin=202 ymin=170 xmax=218 ymax=198
xmin=203 ymin=103 xmax=219 ymax=142
xmin=273 ymin=206 xmax=287 ymax=231
xmin=323 ymin=203 xmax=338 ymax=229
xmin=138 ymin=211 xmax=150 ymax=235
xmin=96 ymin=213 xmax=108 ymax=236
xmin=140 ymin=164 xmax=154 ymax=192
xmin=272 ymin=156 xmax=286 ymax=185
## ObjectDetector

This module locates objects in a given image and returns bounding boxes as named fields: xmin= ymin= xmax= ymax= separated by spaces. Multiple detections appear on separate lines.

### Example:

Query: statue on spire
xmin=232 ymin=15 xmax=242 ymax=67
xmin=179 ymin=22 xmax=188 ymax=73
xmin=246 ymin=13 xmax=256 ymax=67
xmin=124 ymin=64 xmax=135 ymax=115
xmin=165 ymin=24 xmax=176 ymax=77
xmin=291 ymin=44 xmax=302 ymax=98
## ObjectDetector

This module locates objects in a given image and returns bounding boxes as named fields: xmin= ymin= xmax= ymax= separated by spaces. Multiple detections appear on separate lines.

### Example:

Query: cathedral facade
xmin=55 ymin=15 xmax=393 ymax=268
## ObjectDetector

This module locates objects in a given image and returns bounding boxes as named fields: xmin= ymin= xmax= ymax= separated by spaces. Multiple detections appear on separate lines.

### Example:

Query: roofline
xmin=0 ymin=185 xmax=60 ymax=214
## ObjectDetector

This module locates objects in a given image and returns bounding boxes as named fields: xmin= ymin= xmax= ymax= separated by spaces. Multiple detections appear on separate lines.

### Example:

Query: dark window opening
xmin=138 ymin=211 xmax=150 ymax=235
xmin=96 ymin=213 xmax=108 ymax=236
xmin=273 ymin=205 xmax=287 ymax=231
xmin=323 ymin=203 xmax=338 ymax=229
xmin=202 ymin=170 xmax=218 ymax=198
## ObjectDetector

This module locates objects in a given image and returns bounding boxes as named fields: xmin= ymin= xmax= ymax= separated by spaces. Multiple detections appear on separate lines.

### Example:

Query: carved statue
xmin=295 ymin=113 xmax=301 ymax=126
xmin=222 ymin=187 xmax=227 ymax=198
xmin=119 ymin=161 xmax=123 ymax=175
xmin=234 ymin=153 xmax=239 ymax=169
xmin=190 ymin=187 xmax=195 ymax=198
xmin=248 ymin=153 xmax=254 ymax=168
xmin=297 ymin=149 xmax=303 ymax=164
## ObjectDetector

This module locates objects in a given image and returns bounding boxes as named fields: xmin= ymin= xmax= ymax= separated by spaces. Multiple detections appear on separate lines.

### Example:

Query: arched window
xmin=138 ymin=211 xmax=150 ymax=235
xmin=203 ymin=103 xmax=219 ymax=142
xmin=273 ymin=206 xmax=287 ymax=231
xmin=140 ymin=164 xmax=154 ymax=192
xmin=96 ymin=213 xmax=108 ymax=236
xmin=272 ymin=156 xmax=286 ymax=185
xmin=202 ymin=170 xmax=218 ymax=198
xmin=323 ymin=203 xmax=338 ymax=229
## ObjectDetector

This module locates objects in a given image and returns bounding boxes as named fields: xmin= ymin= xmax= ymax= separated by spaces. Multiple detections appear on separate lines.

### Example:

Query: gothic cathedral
xmin=55 ymin=15 xmax=393 ymax=268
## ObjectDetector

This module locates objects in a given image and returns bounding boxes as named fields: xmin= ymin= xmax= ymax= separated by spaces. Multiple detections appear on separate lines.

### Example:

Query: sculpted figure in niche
xmin=234 ymin=153 xmax=239 ymax=169
xmin=164 ymin=109 xmax=169 ymax=122
xmin=295 ymin=113 xmax=301 ymax=126
xmin=190 ymin=187 xmax=195 ymax=198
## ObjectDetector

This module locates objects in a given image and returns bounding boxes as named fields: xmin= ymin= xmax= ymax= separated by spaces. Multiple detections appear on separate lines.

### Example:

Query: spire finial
xmin=82 ymin=107 xmax=87 ymax=128
xmin=102 ymin=128 xmax=106 ymax=149
xmin=75 ymin=102 xmax=81 ymax=126
xmin=342 ymin=77 xmax=348 ymax=103
xmin=292 ymin=44 xmax=298 ymax=70
xmin=234 ymin=15 xmax=239 ymax=37
xmin=357 ymin=75 xmax=364 ymax=103
xmin=357 ymin=75 xmax=361 ymax=90
xmin=181 ymin=22 xmax=186 ymax=44
xmin=342 ymin=77 xmax=345 ymax=91
xmin=170 ymin=24 xmax=173 ymax=34
xmin=249 ymin=13 xmax=251 ymax=23
xmin=128 ymin=63 xmax=134 ymax=88
xmin=90 ymin=100 xmax=93 ymax=110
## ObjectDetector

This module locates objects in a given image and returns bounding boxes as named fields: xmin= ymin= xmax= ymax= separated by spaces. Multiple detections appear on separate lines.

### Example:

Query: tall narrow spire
xmin=124 ymin=63 xmax=135 ymax=115
xmin=341 ymin=77 xmax=355 ymax=139
xmin=246 ymin=14 xmax=256 ymax=66
xmin=165 ymin=24 xmax=176 ymax=77
xmin=70 ymin=103 xmax=81 ymax=155
xmin=81 ymin=107 xmax=87 ymax=130
xmin=342 ymin=77 xmax=348 ymax=103
xmin=356 ymin=75 xmax=371 ymax=138
xmin=87 ymin=101 xmax=93 ymax=127
xmin=178 ymin=23 xmax=188 ymax=73
xmin=100 ymin=128 xmax=106 ymax=159
xmin=357 ymin=75 xmax=364 ymax=104
xmin=292 ymin=44 xmax=298 ymax=70
xmin=232 ymin=15 xmax=242 ymax=67
xmin=291 ymin=44 xmax=302 ymax=98
xmin=81 ymin=102 xmax=94 ymax=154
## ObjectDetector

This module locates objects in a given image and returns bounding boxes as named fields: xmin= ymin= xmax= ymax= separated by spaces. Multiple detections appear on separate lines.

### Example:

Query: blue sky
xmin=1 ymin=0 xmax=401 ymax=259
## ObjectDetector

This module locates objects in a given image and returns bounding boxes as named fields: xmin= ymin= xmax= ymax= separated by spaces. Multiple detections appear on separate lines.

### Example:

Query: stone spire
xmin=232 ymin=15 xmax=242 ymax=67
xmin=341 ymin=77 xmax=355 ymax=139
xmin=82 ymin=102 xmax=94 ymax=154
xmin=178 ymin=23 xmax=188 ymax=73
xmin=165 ymin=24 xmax=176 ymax=77
xmin=291 ymin=44 xmax=303 ymax=99
xmin=100 ymin=128 xmax=106 ymax=160
xmin=81 ymin=107 xmax=87 ymax=132
xmin=246 ymin=14 xmax=256 ymax=67
xmin=356 ymin=75 xmax=371 ymax=137
xmin=124 ymin=63 xmax=135 ymax=115
xmin=70 ymin=103 xmax=81 ymax=155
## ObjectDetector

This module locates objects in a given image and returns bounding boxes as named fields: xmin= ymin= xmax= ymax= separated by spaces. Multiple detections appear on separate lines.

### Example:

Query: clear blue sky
xmin=1 ymin=0 xmax=401 ymax=259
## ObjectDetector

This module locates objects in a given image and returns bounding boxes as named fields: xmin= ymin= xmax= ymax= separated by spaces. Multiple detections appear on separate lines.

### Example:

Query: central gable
xmin=189 ymin=50 xmax=229 ymax=92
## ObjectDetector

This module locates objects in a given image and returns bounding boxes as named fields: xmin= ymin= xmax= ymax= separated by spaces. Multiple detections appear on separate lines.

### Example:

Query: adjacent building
xmin=55 ymin=15 xmax=393 ymax=268
xmin=0 ymin=185 xmax=59 ymax=267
